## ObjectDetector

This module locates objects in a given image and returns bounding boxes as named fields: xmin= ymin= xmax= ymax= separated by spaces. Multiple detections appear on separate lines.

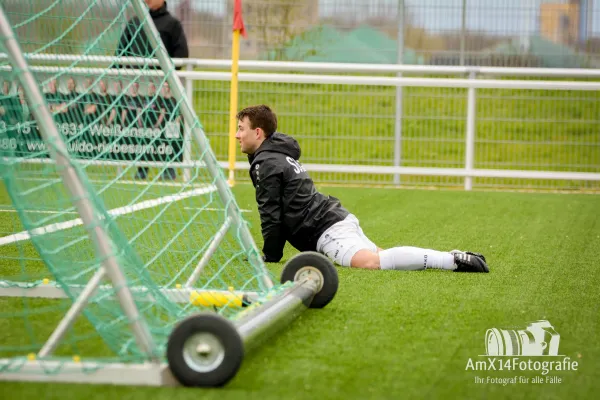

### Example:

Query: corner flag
xmin=233 ymin=0 xmax=247 ymax=38
xmin=228 ymin=0 xmax=246 ymax=186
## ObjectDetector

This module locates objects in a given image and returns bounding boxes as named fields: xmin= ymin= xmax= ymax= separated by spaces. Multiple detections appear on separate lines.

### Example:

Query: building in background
xmin=539 ymin=0 xmax=595 ymax=45
xmin=540 ymin=0 xmax=580 ymax=45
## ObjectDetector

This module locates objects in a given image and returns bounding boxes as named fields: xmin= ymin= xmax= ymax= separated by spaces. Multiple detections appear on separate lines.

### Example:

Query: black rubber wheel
xmin=166 ymin=313 xmax=244 ymax=387
xmin=280 ymin=251 xmax=339 ymax=309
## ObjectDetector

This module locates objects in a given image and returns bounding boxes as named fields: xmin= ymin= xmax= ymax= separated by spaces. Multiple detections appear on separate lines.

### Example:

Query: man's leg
xmin=316 ymin=214 xmax=488 ymax=272
xmin=161 ymin=167 xmax=176 ymax=180
xmin=351 ymin=247 xmax=488 ymax=273
xmin=135 ymin=166 xmax=148 ymax=179
xmin=353 ymin=216 xmax=488 ymax=272
xmin=378 ymin=247 xmax=455 ymax=271
xmin=351 ymin=247 xmax=452 ymax=270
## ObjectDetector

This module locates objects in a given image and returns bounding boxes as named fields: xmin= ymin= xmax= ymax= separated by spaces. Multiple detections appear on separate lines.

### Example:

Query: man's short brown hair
xmin=236 ymin=105 xmax=277 ymax=138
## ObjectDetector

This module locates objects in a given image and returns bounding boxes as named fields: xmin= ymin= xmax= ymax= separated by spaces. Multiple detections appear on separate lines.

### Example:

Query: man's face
xmin=67 ymin=79 xmax=75 ymax=91
xmin=144 ymin=0 xmax=164 ymax=10
xmin=48 ymin=80 xmax=56 ymax=92
xmin=236 ymin=116 xmax=263 ymax=155
xmin=148 ymin=83 xmax=156 ymax=96
xmin=129 ymin=82 xmax=139 ymax=95
xmin=162 ymin=83 xmax=170 ymax=96
xmin=98 ymin=80 xmax=107 ymax=93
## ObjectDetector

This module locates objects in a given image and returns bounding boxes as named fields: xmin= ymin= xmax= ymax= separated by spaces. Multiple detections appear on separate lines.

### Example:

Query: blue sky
xmin=176 ymin=0 xmax=600 ymax=37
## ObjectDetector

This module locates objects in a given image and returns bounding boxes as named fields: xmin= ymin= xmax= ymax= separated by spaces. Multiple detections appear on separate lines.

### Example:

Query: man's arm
xmin=170 ymin=19 xmax=189 ymax=70
xmin=115 ymin=18 xmax=140 ymax=68
xmin=155 ymin=99 xmax=165 ymax=128
xmin=84 ymin=93 xmax=97 ymax=114
xmin=255 ymin=164 xmax=286 ymax=262
xmin=121 ymin=107 xmax=127 ymax=126
xmin=106 ymin=107 xmax=116 ymax=125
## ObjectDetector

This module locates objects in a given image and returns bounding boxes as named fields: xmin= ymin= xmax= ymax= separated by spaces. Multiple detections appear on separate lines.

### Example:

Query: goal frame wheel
xmin=166 ymin=313 xmax=244 ymax=387
xmin=280 ymin=251 xmax=339 ymax=308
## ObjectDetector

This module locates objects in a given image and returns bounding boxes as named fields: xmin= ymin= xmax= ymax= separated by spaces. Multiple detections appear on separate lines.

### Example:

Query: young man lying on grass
xmin=235 ymin=104 xmax=489 ymax=273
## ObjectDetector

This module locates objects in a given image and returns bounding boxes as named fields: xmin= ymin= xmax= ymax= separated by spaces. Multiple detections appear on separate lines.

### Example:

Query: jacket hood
xmin=249 ymin=132 xmax=301 ymax=163
xmin=150 ymin=2 xmax=168 ymax=18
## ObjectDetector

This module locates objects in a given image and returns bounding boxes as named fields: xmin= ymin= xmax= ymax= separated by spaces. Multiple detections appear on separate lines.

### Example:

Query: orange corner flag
xmin=233 ymin=0 xmax=247 ymax=38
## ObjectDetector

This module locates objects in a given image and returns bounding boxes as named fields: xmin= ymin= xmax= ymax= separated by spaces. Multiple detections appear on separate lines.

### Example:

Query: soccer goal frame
xmin=0 ymin=0 xmax=338 ymax=388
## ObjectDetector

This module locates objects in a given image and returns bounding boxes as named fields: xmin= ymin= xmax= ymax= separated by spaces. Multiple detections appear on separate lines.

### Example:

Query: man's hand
xmin=262 ymin=254 xmax=281 ymax=263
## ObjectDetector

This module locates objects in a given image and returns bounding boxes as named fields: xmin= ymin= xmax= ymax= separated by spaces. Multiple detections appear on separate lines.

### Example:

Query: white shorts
xmin=316 ymin=214 xmax=378 ymax=267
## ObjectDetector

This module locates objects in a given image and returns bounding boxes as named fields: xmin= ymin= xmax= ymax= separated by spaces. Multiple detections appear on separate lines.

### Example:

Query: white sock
xmin=379 ymin=246 xmax=456 ymax=271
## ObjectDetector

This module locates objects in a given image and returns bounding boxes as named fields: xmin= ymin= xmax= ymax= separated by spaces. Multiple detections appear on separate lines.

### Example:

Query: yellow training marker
xmin=190 ymin=290 xmax=243 ymax=308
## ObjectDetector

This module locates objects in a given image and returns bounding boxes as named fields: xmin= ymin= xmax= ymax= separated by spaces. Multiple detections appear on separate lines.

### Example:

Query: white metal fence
xmin=4 ymin=54 xmax=600 ymax=191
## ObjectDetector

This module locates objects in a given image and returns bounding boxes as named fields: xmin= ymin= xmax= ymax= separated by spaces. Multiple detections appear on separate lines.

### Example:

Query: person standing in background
xmin=115 ymin=0 xmax=189 ymax=180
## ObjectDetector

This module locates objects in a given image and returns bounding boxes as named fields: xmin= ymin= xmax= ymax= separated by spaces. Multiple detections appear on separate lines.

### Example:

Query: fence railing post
xmin=464 ymin=70 xmax=477 ymax=191
xmin=183 ymin=61 xmax=194 ymax=182
xmin=393 ymin=0 xmax=405 ymax=185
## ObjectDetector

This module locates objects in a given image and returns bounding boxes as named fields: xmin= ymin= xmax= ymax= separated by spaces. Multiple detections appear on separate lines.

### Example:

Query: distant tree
xmin=243 ymin=0 xmax=317 ymax=60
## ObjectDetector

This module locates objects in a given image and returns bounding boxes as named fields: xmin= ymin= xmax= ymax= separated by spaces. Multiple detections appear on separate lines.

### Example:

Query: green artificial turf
xmin=1 ymin=183 xmax=599 ymax=399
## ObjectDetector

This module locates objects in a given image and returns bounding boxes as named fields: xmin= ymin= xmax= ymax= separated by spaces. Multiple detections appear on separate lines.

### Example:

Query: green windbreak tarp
xmin=263 ymin=24 xmax=424 ymax=64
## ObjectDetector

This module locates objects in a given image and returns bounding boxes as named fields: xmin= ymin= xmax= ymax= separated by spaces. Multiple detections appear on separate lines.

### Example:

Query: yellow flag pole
xmin=227 ymin=29 xmax=241 ymax=187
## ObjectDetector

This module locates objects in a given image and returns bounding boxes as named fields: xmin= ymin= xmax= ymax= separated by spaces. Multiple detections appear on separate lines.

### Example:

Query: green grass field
xmin=1 ymin=181 xmax=599 ymax=399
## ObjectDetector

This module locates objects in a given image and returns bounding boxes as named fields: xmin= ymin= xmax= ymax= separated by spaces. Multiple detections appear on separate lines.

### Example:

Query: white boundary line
xmin=183 ymin=207 xmax=251 ymax=213
xmin=0 ymin=185 xmax=217 ymax=247
xmin=0 ymin=209 xmax=78 ymax=215
xmin=20 ymin=177 xmax=189 ymax=188
xmin=0 ymin=207 xmax=250 ymax=214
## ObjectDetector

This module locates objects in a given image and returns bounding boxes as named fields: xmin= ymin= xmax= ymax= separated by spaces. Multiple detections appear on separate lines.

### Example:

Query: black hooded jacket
xmin=248 ymin=133 xmax=349 ymax=262
xmin=116 ymin=1 xmax=188 ymax=67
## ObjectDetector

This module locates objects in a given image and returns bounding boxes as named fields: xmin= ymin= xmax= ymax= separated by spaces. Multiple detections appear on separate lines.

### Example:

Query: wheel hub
xmin=183 ymin=332 xmax=225 ymax=373
xmin=293 ymin=266 xmax=324 ymax=292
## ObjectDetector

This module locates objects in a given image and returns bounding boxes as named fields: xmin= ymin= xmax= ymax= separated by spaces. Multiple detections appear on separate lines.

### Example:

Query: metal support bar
xmin=0 ymin=360 xmax=178 ymax=386
xmin=183 ymin=63 xmax=193 ymax=183
xmin=185 ymin=217 xmax=233 ymax=288
xmin=4 ymin=64 xmax=600 ymax=90
xmin=0 ymin=279 xmax=259 ymax=303
xmin=460 ymin=0 xmax=467 ymax=66
xmin=465 ymin=71 xmax=477 ymax=191
xmin=131 ymin=0 xmax=273 ymax=291
xmin=5 ymin=156 xmax=208 ymax=169
xmin=0 ymin=6 xmax=158 ymax=360
xmin=38 ymin=268 xmax=106 ymax=357
xmin=10 ymin=157 xmax=600 ymax=183
xmin=393 ymin=0 xmax=405 ymax=185
xmin=235 ymin=278 xmax=319 ymax=353
xmin=6 ymin=52 xmax=600 ymax=77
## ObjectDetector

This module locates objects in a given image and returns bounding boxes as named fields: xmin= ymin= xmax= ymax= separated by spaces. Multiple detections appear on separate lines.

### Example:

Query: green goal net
xmin=0 ymin=0 xmax=337 ymax=388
